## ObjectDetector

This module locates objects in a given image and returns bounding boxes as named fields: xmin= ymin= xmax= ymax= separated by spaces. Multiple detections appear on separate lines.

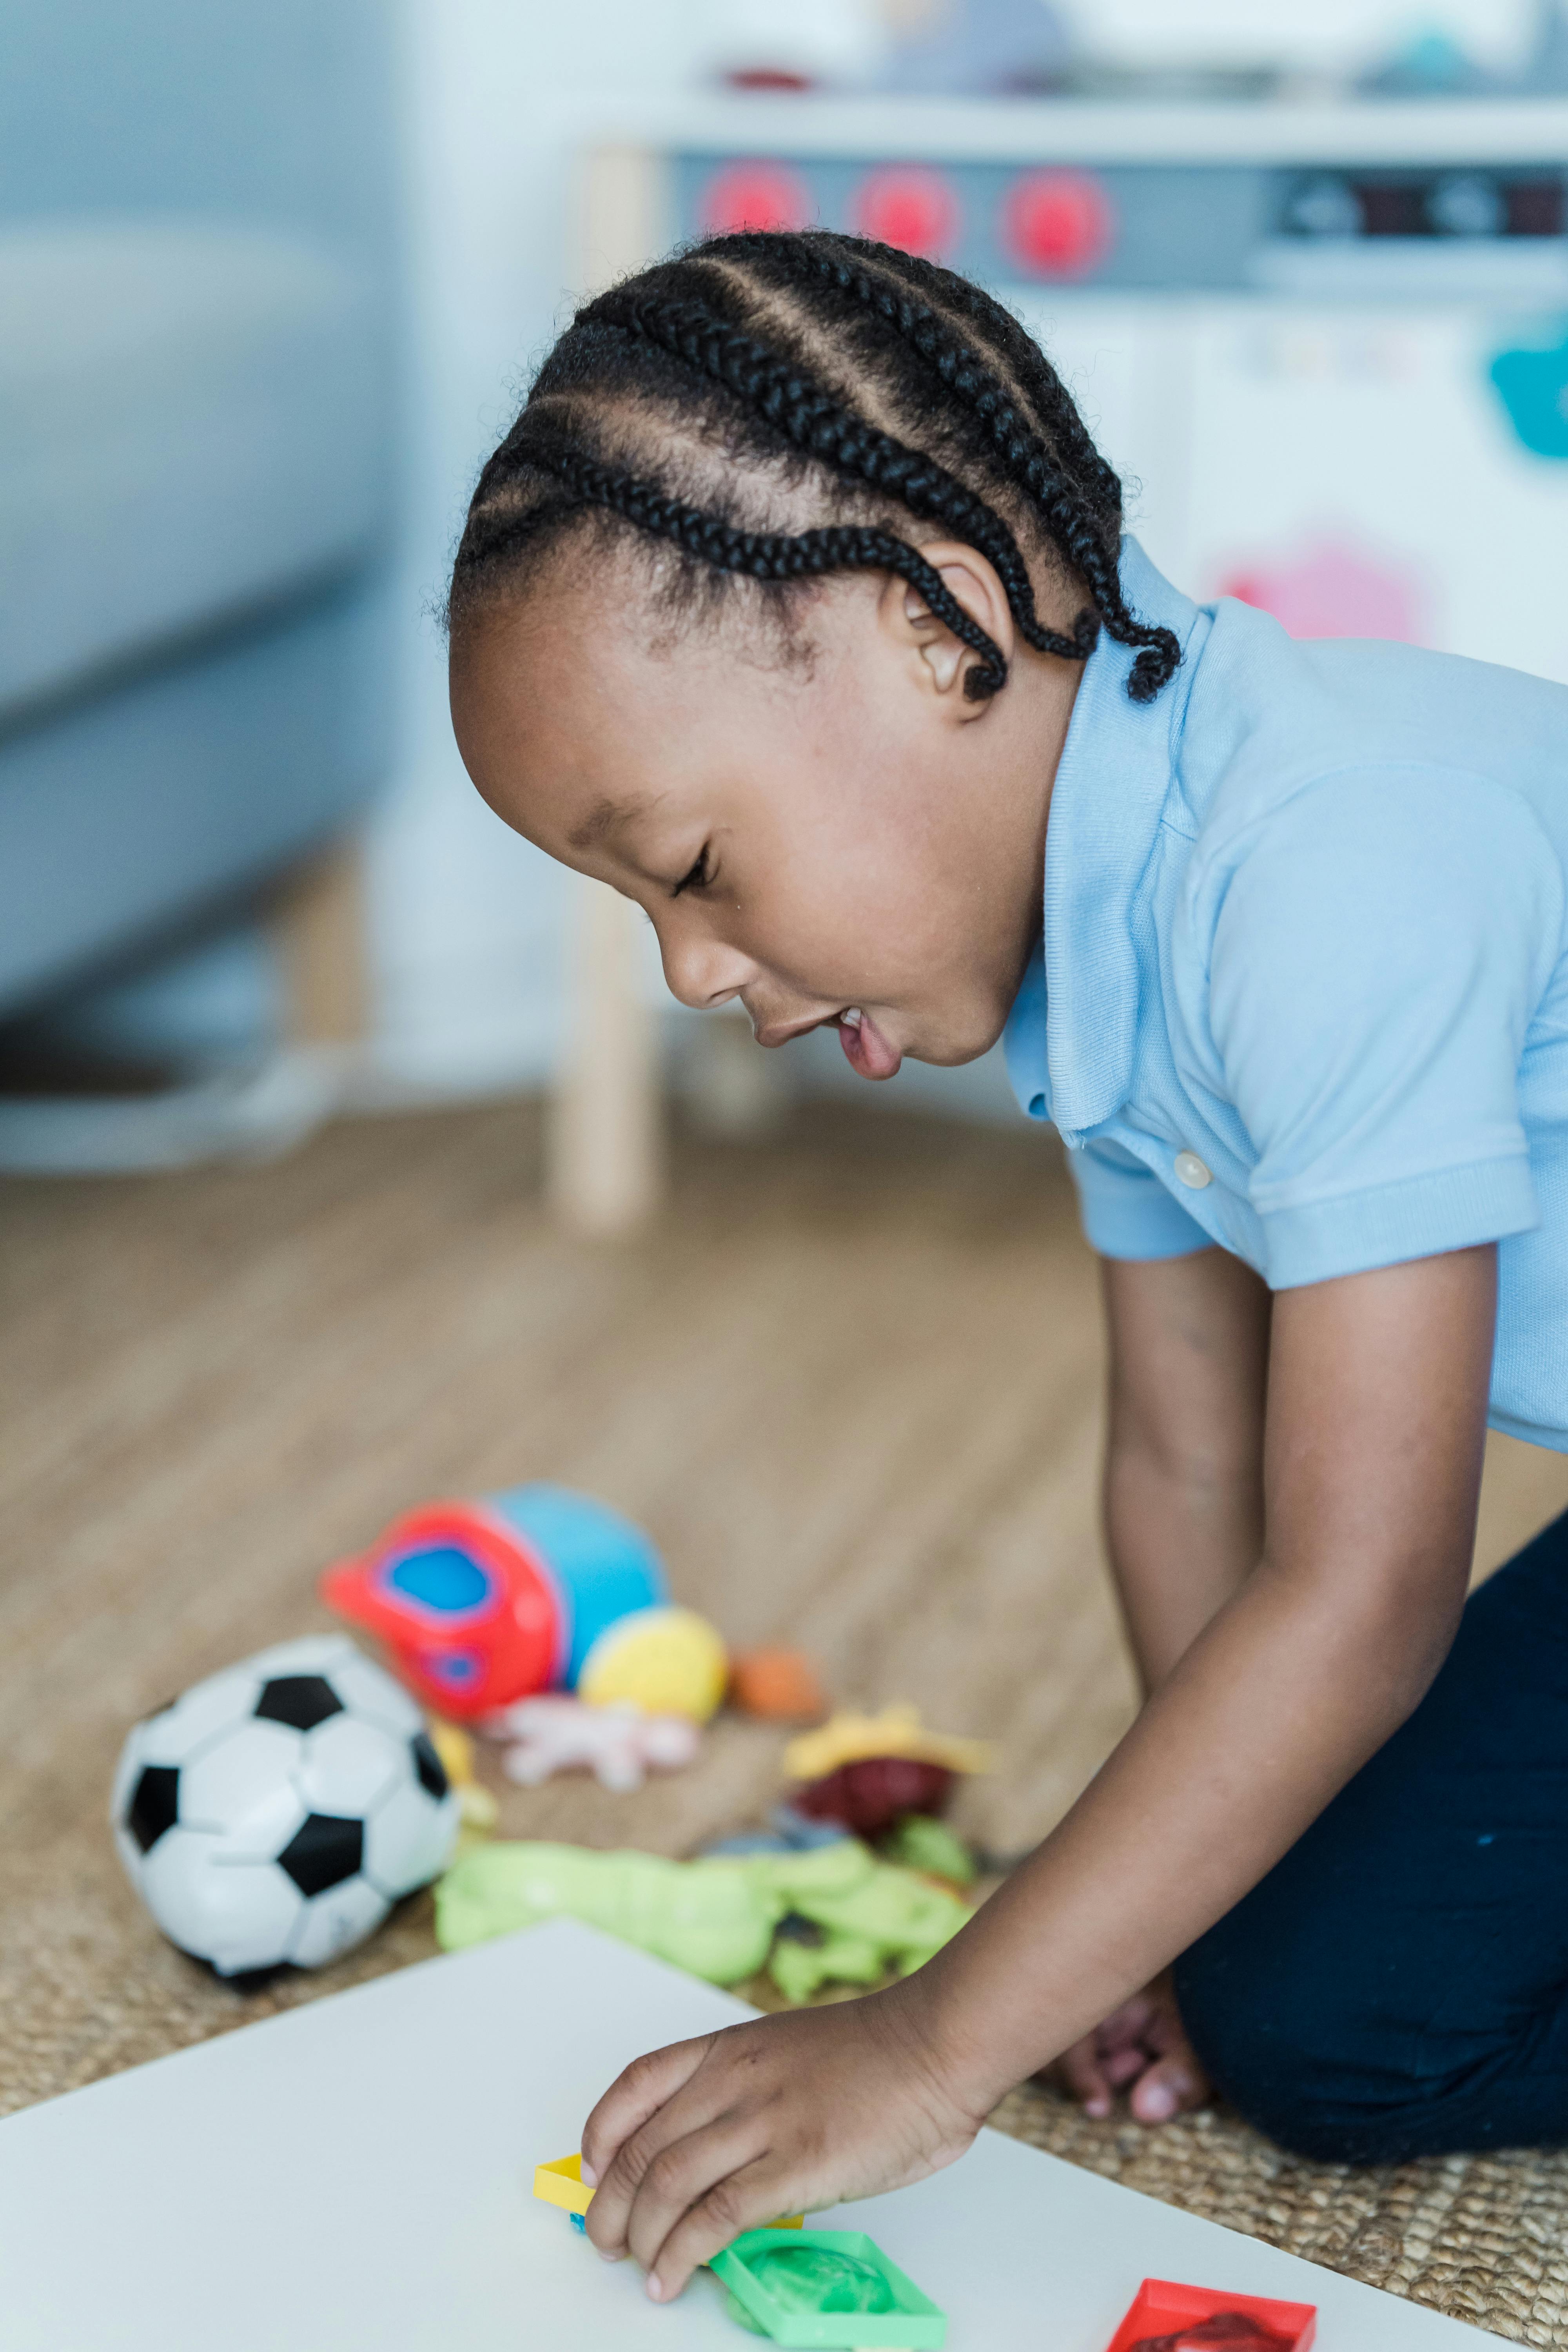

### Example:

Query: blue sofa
xmin=0 ymin=0 xmax=400 ymax=1021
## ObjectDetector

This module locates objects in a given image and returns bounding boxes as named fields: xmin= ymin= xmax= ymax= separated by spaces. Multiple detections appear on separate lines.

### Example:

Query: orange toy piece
xmin=729 ymin=1648 xmax=826 ymax=1722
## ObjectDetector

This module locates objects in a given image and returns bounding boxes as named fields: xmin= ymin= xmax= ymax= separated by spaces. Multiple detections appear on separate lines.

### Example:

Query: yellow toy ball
xmin=577 ymin=1606 xmax=729 ymax=1724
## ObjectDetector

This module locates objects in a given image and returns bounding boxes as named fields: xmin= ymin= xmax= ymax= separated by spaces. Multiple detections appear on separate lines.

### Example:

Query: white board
xmin=0 ymin=1918 xmax=1500 ymax=2350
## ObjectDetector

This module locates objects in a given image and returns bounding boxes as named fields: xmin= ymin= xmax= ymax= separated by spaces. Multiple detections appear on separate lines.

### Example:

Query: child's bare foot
xmin=1050 ymin=1973 xmax=1210 ymax=2123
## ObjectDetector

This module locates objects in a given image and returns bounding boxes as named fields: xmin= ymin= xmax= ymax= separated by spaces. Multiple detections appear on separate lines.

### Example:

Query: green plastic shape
xmin=710 ymin=2228 xmax=947 ymax=2348
xmin=729 ymin=2243 xmax=894 ymax=2324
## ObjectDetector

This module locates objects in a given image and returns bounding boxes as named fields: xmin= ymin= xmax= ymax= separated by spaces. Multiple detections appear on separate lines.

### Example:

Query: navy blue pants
xmin=1173 ymin=1507 xmax=1568 ymax=2162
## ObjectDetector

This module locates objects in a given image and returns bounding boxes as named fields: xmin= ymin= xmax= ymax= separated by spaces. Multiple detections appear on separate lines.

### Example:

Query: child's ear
xmin=878 ymin=543 xmax=1015 ymax=715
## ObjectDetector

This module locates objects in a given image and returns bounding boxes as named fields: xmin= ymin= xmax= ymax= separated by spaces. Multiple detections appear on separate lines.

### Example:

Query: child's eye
xmin=671 ymin=847 xmax=711 ymax=898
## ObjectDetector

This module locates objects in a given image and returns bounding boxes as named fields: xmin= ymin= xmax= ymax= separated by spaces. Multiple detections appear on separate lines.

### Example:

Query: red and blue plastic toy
xmin=321 ymin=1483 xmax=667 ymax=1721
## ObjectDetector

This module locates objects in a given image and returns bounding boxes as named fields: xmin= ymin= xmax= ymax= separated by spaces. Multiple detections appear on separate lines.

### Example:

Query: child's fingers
xmin=645 ymin=2153 xmax=788 ymax=2304
xmin=581 ymin=2033 xmax=715 ymax=2246
xmin=615 ymin=2114 xmax=771 ymax=2282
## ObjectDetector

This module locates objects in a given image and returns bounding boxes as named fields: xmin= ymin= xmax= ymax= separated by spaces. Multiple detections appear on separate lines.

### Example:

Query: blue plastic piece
xmin=485 ymin=1483 xmax=667 ymax=1687
xmin=701 ymin=1831 xmax=794 ymax=1858
xmin=420 ymin=1648 xmax=481 ymax=1687
xmin=769 ymin=1805 xmax=853 ymax=1850
xmin=701 ymin=1808 xmax=853 ymax=1861
xmin=385 ymin=1546 xmax=492 ymax=1612
xmin=1489 ymin=334 xmax=1568 ymax=461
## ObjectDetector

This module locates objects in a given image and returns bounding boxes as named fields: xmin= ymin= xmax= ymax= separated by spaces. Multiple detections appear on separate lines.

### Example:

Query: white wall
xmin=362 ymin=0 xmax=713 ymax=1098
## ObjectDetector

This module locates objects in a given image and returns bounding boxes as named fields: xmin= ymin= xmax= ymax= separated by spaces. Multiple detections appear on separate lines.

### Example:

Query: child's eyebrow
xmin=567 ymin=793 xmax=648 ymax=851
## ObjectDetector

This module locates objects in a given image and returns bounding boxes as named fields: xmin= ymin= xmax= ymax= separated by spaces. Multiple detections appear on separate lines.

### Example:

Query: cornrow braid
xmin=706 ymin=232 xmax=1180 ymax=702
xmin=466 ymin=439 xmax=1010 ymax=698
xmin=580 ymin=283 xmax=1096 ymax=670
xmin=448 ymin=225 xmax=1180 ymax=705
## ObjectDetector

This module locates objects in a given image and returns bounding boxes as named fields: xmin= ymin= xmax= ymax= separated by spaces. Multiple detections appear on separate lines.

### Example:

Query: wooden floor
xmin=4 ymin=1095 xmax=1567 ymax=2118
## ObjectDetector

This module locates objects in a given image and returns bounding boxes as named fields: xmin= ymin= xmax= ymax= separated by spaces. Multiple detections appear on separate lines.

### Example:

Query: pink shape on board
xmin=1218 ymin=538 xmax=1428 ymax=644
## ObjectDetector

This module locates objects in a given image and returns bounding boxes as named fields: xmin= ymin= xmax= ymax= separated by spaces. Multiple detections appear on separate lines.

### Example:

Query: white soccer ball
xmin=111 ymin=1634 xmax=460 ymax=1976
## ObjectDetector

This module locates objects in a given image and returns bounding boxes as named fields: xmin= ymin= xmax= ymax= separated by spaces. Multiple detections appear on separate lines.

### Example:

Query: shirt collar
xmin=1005 ymin=539 xmax=1205 ymax=1143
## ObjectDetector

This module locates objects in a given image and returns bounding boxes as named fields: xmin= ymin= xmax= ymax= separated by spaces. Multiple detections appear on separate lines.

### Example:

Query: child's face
xmin=450 ymin=554 xmax=1075 ymax=1078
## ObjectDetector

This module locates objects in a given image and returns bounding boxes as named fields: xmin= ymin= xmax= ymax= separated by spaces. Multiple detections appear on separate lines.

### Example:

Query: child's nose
xmin=659 ymin=927 xmax=757 ymax=1014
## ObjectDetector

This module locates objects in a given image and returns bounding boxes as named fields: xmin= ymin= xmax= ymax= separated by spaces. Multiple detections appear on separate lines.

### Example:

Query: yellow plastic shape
xmin=577 ymin=1606 xmax=729 ymax=1724
xmin=533 ymin=2153 xmax=803 ymax=2234
xmin=533 ymin=2152 xmax=593 ymax=2218
xmin=784 ymin=1706 xmax=993 ymax=1784
xmin=428 ymin=1717 xmax=499 ymax=1833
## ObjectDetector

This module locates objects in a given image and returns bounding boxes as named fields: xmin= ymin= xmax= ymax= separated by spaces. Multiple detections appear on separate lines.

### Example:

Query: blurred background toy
xmin=784 ymin=1706 xmax=993 ymax=1840
xmin=320 ymin=1483 xmax=668 ymax=1720
xmin=487 ymin=1694 xmax=701 ymax=1792
xmin=702 ymin=1804 xmax=853 ymax=1859
xmin=574 ymin=1601 xmax=729 ymax=1722
xmin=880 ymin=1812 xmax=979 ymax=1889
xmin=425 ymin=1719 xmax=500 ymax=1835
xmin=728 ymin=1646 xmax=826 ymax=1722
xmin=435 ymin=1835 xmax=969 ymax=1998
xmin=112 ymin=1635 xmax=459 ymax=1976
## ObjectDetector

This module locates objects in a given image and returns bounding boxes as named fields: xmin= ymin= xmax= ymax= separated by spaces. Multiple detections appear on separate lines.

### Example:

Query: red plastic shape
xmin=1003 ymin=167 xmax=1114 ymax=279
xmin=1105 ymin=2279 xmax=1317 ymax=2352
xmin=854 ymin=164 xmax=960 ymax=260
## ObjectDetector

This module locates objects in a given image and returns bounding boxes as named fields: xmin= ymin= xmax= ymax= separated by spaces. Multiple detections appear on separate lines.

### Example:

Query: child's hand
xmin=580 ymin=1979 xmax=985 ymax=2303
xmin=1051 ymin=1973 xmax=1209 ymax=2124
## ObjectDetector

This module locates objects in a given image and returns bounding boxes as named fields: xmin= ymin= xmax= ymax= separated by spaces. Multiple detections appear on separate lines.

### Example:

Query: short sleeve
xmin=1069 ymin=1137 xmax=1213 ymax=1261
xmin=1206 ymin=766 xmax=1562 ymax=1289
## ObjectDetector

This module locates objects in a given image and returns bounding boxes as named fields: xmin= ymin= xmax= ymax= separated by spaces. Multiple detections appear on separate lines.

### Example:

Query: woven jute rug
xmin=6 ymin=1099 xmax=1568 ymax=2341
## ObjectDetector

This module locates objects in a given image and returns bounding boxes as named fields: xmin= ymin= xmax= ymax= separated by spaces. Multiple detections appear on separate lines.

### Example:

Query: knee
xmin=1173 ymin=1932 xmax=1427 ymax=2165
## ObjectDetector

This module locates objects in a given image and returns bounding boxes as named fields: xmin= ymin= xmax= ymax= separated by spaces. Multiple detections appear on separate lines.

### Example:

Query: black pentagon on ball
xmin=254 ymin=1674 xmax=344 ymax=1732
xmin=411 ymin=1731 xmax=449 ymax=1800
xmin=127 ymin=1763 xmax=180 ymax=1854
xmin=278 ymin=1812 xmax=364 ymax=1896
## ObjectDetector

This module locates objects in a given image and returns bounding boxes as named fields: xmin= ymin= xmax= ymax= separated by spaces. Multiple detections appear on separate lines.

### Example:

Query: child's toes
xmin=1130 ymin=2056 xmax=1207 ymax=2123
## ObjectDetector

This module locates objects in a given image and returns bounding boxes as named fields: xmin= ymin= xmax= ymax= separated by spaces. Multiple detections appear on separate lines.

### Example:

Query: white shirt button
xmin=1174 ymin=1150 xmax=1212 ymax=1189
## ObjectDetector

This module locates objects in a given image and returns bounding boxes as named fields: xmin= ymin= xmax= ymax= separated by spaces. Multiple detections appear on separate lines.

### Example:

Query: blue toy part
xmin=1488 ymin=329 xmax=1568 ymax=460
xmin=383 ymin=1545 xmax=493 ymax=1617
xmin=484 ymin=1483 xmax=668 ymax=1689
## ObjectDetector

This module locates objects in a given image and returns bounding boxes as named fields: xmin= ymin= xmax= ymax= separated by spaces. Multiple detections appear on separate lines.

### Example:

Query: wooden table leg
xmin=273 ymin=842 xmax=368 ymax=1050
xmin=550 ymin=875 xmax=664 ymax=1234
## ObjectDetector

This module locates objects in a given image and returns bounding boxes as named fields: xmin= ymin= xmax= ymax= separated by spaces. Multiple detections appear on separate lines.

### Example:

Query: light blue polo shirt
xmin=1002 ymin=538 xmax=1568 ymax=1453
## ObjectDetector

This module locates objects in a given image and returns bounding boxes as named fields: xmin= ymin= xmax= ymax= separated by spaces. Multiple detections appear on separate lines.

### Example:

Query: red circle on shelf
xmin=700 ymin=160 xmax=811 ymax=238
xmin=854 ymin=165 xmax=960 ymax=260
xmin=1003 ymin=169 xmax=1114 ymax=279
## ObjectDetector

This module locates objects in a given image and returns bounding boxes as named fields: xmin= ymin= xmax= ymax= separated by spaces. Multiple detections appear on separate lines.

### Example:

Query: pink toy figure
xmin=488 ymin=1695 xmax=701 ymax=1794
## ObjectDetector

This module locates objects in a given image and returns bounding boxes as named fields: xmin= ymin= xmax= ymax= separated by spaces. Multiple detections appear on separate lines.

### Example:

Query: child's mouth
xmin=837 ymin=1007 xmax=901 ymax=1082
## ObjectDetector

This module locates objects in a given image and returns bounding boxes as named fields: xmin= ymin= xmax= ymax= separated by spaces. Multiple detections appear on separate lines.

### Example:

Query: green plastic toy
xmin=711 ymin=2229 xmax=947 ymax=2348
xmin=434 ymin=1838 xmax=968 ymax=1996
xmin=878 ymin=1814 xmax=977 ymax=1888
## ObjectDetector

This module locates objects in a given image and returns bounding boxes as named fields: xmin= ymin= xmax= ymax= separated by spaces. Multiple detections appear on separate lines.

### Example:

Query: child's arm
xmin=1054 ymin=1246 xmax=1272 ymax=2120
xmin=582 ymin=1245 xmax=1496 ymax=2302
xmin=1100 ymin=1248 xmax=1273 ymax=1693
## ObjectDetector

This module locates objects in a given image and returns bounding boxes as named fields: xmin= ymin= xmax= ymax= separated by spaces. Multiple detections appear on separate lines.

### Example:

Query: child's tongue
xmin=838 ymin=1008 xmax=901 ymax=1081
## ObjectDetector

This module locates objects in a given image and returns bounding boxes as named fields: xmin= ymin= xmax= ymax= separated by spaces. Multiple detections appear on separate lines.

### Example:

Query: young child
xmin=446 ymin=229 xmax=1568 ymax=2302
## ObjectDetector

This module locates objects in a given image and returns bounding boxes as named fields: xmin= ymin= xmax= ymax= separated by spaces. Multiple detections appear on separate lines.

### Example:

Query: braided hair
xmin=448 ymin=228 xmax=1181 ymax=706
